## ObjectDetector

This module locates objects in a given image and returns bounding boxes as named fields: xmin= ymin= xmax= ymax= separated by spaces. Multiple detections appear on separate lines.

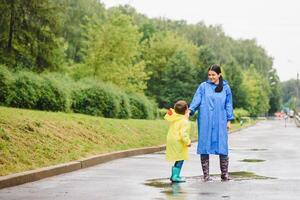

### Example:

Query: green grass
xmin=0 ymin=106 xmax=195 ymax=176
xmin=0 ymin=106 xmax=253 ymax=176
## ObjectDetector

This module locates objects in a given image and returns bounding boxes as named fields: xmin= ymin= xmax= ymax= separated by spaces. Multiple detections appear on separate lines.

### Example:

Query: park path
xmin=0 ymin=119 xmax=300 ymax=200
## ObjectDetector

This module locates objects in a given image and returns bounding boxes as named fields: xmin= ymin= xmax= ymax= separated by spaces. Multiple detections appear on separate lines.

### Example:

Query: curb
xmin=0 ymin=145 xmax=166 ymax=189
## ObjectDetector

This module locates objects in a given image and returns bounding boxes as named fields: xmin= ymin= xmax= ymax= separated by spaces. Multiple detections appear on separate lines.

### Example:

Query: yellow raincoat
xmin=165 ymin=108 xmax=191 ymax=161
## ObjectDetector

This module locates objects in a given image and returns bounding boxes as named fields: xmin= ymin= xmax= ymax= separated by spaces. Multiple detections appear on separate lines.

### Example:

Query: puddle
xmin=145 ymin=171 xmax=274 ymax=198
xmin=198 ymin=192 xmax=217 ymax=196
xmin=222 ymin=195 xmax=230 ymax=198
xmin=229 ymin=148 xmax=268 ymax=152
xmin=145 ymin=171 xmax=274 ymax=189
xmin=250 ymin=148 xmax=268 ymax=151
xmin=226 ymin=171 xmax=275 ymax=180
xmin=240 ymin=159 xmax=265 ymax=163
xmin=144 ymin=181 xmax=172 ymax=188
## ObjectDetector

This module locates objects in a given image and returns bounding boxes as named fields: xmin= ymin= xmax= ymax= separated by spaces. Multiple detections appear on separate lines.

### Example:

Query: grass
xmin=0 ymin=106 xmax=253 ymax=176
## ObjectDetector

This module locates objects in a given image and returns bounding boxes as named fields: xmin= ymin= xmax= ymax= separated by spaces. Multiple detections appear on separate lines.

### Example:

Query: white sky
xmin=101 ymin=0 xmax=300 ymax=81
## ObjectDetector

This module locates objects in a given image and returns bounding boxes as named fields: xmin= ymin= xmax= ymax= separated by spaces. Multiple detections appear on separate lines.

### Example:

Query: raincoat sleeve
xmin=225 ymin=86 xmax=234 ymax=121
xmin=189 ymin=84 xmax=204 ymax=116
xmin=180 ymin=121 xmax=191 ymax=145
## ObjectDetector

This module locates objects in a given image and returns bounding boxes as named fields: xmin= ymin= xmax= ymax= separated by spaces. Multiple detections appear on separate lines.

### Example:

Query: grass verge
xmin=0 ymin=106 xmax=252 ymax=176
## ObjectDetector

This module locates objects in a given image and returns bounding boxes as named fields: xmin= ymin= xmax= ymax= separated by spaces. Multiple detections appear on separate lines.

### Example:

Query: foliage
xmin=242 ymin=65 xmax=270 ymax=116
xmin=58 ymin=0 xmax=105 ymax=62
xmin=128 ymin=93 xmax=157 ymax=119
xmin=71 ymin=82 xmax=120 ymax=118
xmin=84 ymin=10 xmax=148 ymax=92
xmin=0 ymin=1 xmax=283 ymax=117
xmin=223 ymin=61 xmax=247 ymax=108
xmin=233 ymin=108 xmax=250 ymax=122
xmin=0 ymin=65 xmax=13 ymax=104
xmin=142 ymin=32 xmax=198 ymax=107
xmin=157 ymin=50 xmax=198 ymax=108
xmin=0 ymin=0 xmax=64 ymax=71
xmin=6 ymin=71 xmax=68 ymax=111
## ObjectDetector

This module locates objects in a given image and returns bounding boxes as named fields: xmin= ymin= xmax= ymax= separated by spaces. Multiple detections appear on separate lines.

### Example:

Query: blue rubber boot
xmin=170 ymin=167 xmax=185 ymax=183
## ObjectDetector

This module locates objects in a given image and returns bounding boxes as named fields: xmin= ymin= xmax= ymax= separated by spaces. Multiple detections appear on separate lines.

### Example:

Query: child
xmin=164 ymin=100 xmax=191 ymax=183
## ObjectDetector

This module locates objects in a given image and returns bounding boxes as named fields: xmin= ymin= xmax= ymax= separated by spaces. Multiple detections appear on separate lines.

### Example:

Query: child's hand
xmin=187 ymin=143 xmax=192 ymax=147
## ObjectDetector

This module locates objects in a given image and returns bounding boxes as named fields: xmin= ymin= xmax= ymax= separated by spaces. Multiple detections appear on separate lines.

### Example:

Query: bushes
xmin=72 ymin=85 xmax=120 ymax=118
xmin=0 ymin=66 xmax=158 ymax=119
xmin=7 ymin=72 xmax=42 ymax=109
xmin=71 ymin=83 xmax=157 ymax=119
xmin=233 ymin=108 xmax=250 ymax=122
xmin=0 ymin=65 xmax=13 ymax=104
xmin=6 ymin=72 xmax=68 ymax=111
xmin=128 ymin=93 xmax=157 ymax=119
xmin=158 ymin=108 xmax=168 ymax=119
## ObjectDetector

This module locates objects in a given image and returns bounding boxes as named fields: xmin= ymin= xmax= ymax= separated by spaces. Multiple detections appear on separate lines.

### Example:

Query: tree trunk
xmin=7 ymin=0 xmax=15 ymax=52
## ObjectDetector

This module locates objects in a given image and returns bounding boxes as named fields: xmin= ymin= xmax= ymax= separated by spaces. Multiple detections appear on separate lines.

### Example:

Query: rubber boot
xmin=201 ymin=156 xmax=211 ymax=181
xmin=220 ymin=156 xmax=230 ymax=181
xmin=170 ymin=167 xmax=185 ymax=183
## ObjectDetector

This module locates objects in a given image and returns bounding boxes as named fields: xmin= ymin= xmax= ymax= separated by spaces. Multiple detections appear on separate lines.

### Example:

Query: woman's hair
xmin=208 ymin=64 xmax=223 ymax=93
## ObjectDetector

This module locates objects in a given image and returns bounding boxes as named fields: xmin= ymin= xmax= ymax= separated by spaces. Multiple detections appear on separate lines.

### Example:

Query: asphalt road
xmin=1 ymin=119 xmax=299 ymax=200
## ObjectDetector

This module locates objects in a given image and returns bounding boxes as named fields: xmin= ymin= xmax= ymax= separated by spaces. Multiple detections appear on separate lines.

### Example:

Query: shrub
xmin=128 ymin=93 xmax=157 ymax=119
xmin=7 ymin=72 xmax=68 ymax=111
xmin=233 ymin=108 xmax=250 ymax=122
xmin=158 ymin=108 xmax=168 ymax=119
xmin=41 ymin=73 xmax=76 ymax=112
xmin=36 ymin=77 xmax=68 ymax=111
xmin=0 ymin=65 xmax=13 ymax=104
xmin=71 ymin=84 xmax=120 ymax=118
xmin=7 ymin=72 xmax=42 ymax=109
xmin=116 ymin=93 xmax=131 ymax=119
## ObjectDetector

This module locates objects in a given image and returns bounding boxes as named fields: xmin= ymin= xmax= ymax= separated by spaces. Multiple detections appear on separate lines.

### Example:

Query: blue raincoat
xmin=189 ymin=80 xmax=234 ymax=155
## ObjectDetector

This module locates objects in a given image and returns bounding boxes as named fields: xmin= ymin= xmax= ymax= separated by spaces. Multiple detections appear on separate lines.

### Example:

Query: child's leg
xmin=170 ymin=160 xmax=185 ymax=182
xmin=174 ymin=160 xmax=184 ymax=169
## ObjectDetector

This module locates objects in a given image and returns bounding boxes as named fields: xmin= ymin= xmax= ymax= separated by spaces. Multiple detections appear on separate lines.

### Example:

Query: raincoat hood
xmin=164 ymin=108 xmax=186 ymax=122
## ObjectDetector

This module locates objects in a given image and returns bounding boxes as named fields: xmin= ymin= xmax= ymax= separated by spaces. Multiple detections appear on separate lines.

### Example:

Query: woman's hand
xmin=185 ymin=109 xmax=191 ymax=118
xmin=227 ymin=121 xmax=231 ymax=130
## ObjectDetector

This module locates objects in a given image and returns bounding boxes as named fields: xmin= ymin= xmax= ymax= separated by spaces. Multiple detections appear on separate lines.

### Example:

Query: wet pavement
xmin=1 ymin=119 xmax=300 ymax=200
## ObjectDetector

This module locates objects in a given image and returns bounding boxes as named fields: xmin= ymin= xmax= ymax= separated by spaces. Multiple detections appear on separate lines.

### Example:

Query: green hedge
xmin=0 ymin=66 xmax=158 ymax=119
xmin=6 ymin=72 xmax=68 ymax=111
xmin=71 ymin=83 xmax=157 ymax=119
xmin=233 ymin=108 xmax=250 ymax=122
xmin=0 ymin=65 xmax=13 ymax=104
xmin=128 ymin=93 xmax=157 ymax=119
xmin=71 ymin=85 xmax=120 ymax=118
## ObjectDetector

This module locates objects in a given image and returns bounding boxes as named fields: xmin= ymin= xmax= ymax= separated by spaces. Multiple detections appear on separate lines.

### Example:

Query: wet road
xmin=1 ymin=119 xmax=300 ymax=200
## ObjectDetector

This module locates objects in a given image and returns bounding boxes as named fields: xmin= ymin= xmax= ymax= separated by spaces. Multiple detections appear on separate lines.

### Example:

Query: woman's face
xmin=208 ymin=70 xmax=221 ymax=84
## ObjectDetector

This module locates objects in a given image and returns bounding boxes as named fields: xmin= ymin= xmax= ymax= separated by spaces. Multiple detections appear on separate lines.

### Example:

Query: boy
xmin=164 ymin=100 xmax=191 ymax=183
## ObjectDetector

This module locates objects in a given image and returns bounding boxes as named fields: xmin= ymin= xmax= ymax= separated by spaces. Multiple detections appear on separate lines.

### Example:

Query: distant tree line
xmin=0 ymin=0 xmax=283 ymax=117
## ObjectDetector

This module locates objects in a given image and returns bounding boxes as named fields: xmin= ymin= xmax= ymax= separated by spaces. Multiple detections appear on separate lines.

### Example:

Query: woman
xmin=189 ymin=64 xmax=234 ymax=181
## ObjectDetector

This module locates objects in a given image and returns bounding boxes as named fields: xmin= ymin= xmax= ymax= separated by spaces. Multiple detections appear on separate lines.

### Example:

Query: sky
xmin=101 ymin=0 xmax=300 ymax=81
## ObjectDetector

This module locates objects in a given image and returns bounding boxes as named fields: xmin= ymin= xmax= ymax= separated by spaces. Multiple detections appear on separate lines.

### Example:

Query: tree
xmin=243 ymin=65 xmax=270 ymax=116
xmin=158 ymin=51 xmax=198 ymax=108
xmin=85 ymin=10 xmax=148 ymax=92
xmin=58 ymin=0 xmax=105 ymax=62
xmin=195 ymin=45 xmax=218 ymax=83
xmin=141 ymin=31 xmax=198 ymax=105
xmin=223 ymin=61 xmax=247 ymax=109
xmin=0 ymin=0 xmax=63 ymax=71
xmin=268 ymin=69 xmax=282 ymax=114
